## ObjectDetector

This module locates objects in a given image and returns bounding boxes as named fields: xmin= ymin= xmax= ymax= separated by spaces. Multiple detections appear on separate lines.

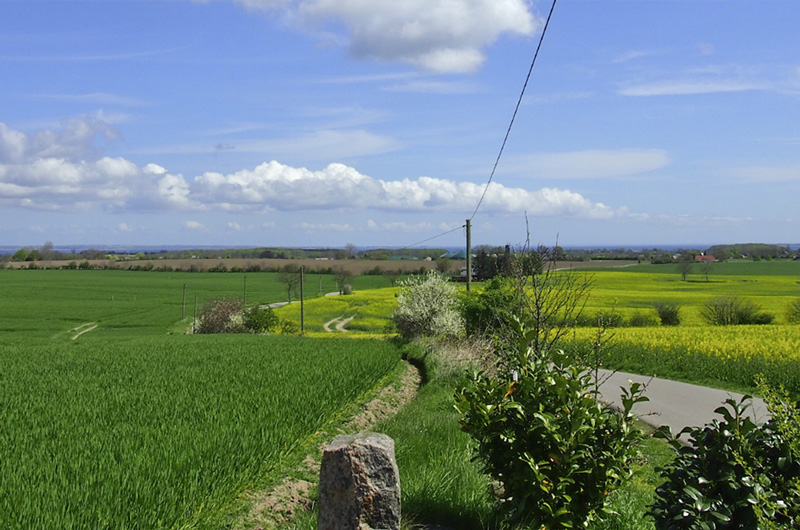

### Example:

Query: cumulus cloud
xmin=0 ymin=119 xmax=628 ymax=221
xmin=0 ymin=120 xmax=195 ymax=210
xmin=232 ymin=0 xmax=537 ymax=73
xmin=189 ymin=161 xmax=621 ymax=219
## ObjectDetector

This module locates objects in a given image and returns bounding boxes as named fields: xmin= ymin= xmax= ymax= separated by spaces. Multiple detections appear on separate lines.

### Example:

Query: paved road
xmin=596 ymin=369 xmax=770 ymax=441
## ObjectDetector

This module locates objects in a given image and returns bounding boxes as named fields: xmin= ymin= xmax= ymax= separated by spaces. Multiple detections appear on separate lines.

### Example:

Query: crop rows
xmin=0 ymin=335 xmax=401 ymax=529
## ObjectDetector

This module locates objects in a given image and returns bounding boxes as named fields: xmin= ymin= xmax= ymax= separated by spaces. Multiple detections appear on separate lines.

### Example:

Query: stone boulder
xmin=318 ymin=432 xmax=401 ymax=530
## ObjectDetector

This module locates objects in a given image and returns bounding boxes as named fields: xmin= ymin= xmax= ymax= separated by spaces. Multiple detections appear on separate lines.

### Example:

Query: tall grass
xmin=0 ymin=335 xmax=401 ymax=529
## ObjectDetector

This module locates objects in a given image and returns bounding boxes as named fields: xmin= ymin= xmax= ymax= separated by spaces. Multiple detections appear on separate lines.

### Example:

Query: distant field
xmin=3 ymin=257 xmax=455 ymax=274
xmin=580 ymin=261 xmax=800 ymax=325
xmin=0 ymin=269 xmax=403 ymax=340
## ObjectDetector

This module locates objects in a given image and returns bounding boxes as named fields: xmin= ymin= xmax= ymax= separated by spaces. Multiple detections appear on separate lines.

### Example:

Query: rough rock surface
xmin=318 ymin=432 xmax=401 ymax=530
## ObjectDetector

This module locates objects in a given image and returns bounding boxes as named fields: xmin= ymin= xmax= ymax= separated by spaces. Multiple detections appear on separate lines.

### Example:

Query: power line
xmin=395 ymin=224 xmax=466 ymax=253
xmin=470 ymin=0 xmax=559 ymax=220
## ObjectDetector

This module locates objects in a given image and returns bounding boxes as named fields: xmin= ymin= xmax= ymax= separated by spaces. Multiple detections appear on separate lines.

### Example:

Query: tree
xmin=277 ymin=264 xmax=301 ymax=303
xmin=11 ymin=248 xmax=28 ymax=261
xmin=39 ymin=241 xmax=56 ymax=261
xmin=701 ymin=259 xmax=713 ymax=282
xmin=677 ymin=253 xmax=693 ymax=281
xmin=435 ymin=257 xmax=452 ymax=274
xmin=392 ymin=271 xmax=463 ymax=340
xmin=332 ymin=267 xmax=353 ymax=295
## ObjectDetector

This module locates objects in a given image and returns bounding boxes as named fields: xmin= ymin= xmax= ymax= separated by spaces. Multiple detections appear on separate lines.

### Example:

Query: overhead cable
xmin=469 ymin=0 xmax=559 ymax=220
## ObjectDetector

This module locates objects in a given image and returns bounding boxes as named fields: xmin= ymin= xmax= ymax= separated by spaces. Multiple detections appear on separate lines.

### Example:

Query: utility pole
xmin=300 ymin=266 xmax=305 ymax=334
xmin=466 ymin=219 xmax=472 ymax=292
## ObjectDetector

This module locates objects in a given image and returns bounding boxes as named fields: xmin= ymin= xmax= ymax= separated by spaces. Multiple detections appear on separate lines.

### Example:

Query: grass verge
xmin=275 ymin=340 xmax=675 ymax=530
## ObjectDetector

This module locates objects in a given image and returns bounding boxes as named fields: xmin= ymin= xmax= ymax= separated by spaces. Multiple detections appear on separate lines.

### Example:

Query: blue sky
xmin=1 ymin=0 xmax=798 ymax=250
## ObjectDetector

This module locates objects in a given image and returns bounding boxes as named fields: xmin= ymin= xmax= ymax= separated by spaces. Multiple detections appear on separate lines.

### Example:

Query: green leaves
xmin=651 ymin=390 xmax=800 ymax=529
xmin=454 ymin=317 xmax=645 ymax=528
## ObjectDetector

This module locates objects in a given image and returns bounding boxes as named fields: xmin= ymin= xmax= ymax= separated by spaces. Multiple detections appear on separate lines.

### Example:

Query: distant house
xmin=695 ymin=254 xmax=716 ymax=263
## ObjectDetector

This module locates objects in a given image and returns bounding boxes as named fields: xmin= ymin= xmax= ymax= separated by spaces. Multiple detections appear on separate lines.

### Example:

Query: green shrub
xmin=652 ymin=393 xmax=800 ymax=529
xmin=701 ymin=296 xmax=774 ymax=325
xmin=279 ymin=319 xmax=300 ymax=335
xmin=654 ymin=302 xmax=681 ymax=326
xmin=594 ymin=311 xmax=624 ymax=328
xmin=392 ymin=271 xmax=463 ymax=340
xmin=628 ymin=311 xmax=658 ymax=327
xmin=786 ymin=298 xmax=800 ymax=324
xmin=242 ymin=306 xmax=279 ymax=334
xmin=455 ymin=317 xmax=647 ymax=528
xmin=458 ymin=276 xmax=521 ymax=342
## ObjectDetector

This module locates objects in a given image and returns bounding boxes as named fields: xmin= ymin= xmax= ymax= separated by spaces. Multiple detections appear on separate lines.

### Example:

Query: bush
xmin=654 ymin=302 xmax=681 ymax=326
xmin=628 ymin=311 xmax=658 ymax=327
xmin=786 ymin=298 xmax=800 ymax=324
xmin=242 ymin=306 xmax=279 ymax=334
xmin=392 ymin=271 xmax=463 ymax=340
xmin=594 ymin=311 xmax=623 ymax=328
xmin=652 ymin=392 xmax=800 ymax=528
xmin=459 ymin=276 xmax=521 ymax=341
xmin=196 ymin=297 xmax=245 ymax=334
xmin=456 ymin=317 xmax=647 ymax=528
xmin=279 ymin=319 xmax=300 ymax=335
xmin=701 ymin=296 xmax=774 ymax=325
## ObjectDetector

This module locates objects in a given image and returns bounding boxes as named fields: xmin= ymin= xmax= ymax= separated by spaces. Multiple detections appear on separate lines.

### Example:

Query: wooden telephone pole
xmin=465 ymin=219 xmax=472 ymax=292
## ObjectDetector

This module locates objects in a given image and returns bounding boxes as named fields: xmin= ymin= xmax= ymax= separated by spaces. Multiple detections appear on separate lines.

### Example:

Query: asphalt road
xmin=596 ymin=369 xmax=770 ymax=441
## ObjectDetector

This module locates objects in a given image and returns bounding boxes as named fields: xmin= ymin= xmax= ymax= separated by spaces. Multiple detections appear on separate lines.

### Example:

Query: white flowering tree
xmin=392 ymin=271 xmax=464 ymax=340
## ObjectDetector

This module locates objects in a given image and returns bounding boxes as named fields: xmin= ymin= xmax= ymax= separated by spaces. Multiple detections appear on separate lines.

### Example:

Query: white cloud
xmin=116 ymin=223 xmax=133 ymax=232
xmin=228 ymin=222 xmax=243 ymax=231
xmin=232 ymin=0 xmax=537 ymax=73
xmin=141 ymin=128 xmax=401 ymax=162
xmin=377 ymin=221 xmax=435 ymax=233
xmin=612 ymin=50 xmax=653 ymax=64
xmin=184 ymin=220 xmax=206 ymax=230
xmin=619 ymin=80 xmax=764 ymax=97
xmin=296 ymin=222 xmax=353 ymax=232
xmin=0 ymin=120 xmax=631 ymax=221
xmin=503 ymin=149 xmax=670 ymax=180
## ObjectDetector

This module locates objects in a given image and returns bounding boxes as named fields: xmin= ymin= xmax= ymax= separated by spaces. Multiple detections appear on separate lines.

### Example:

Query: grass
xmin=4 ymin=262 xmax=795 ymax=528
xmin=273 ymin=341 xmax=677 ymax=530
xmin=0 ymin=269 xmax=407 ymax=341
xmin=0 ymin=334 xmax=402 ymax=529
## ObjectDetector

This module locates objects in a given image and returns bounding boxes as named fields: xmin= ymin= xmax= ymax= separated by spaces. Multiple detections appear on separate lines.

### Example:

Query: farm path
xmin=323 ymin=315 xmax=355 ymax=333
xmin=596 ymin=369 xmax=769 ymax=441
xmin=70 ymin=322 xmax=97 ymax=340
